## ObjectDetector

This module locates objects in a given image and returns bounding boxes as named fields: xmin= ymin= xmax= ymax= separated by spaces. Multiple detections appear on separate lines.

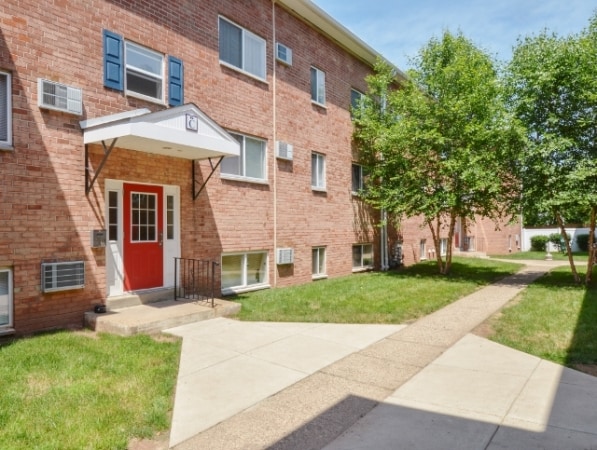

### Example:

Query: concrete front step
xmin=105 ymin=288 xmax=176 ymax=310
xmin=84 ymin=298 xmax=241 ymax=336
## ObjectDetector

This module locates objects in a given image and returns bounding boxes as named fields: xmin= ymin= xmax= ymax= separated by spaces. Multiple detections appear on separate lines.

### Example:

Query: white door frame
xmin=105 ymin=180 xmax=180 ymax=296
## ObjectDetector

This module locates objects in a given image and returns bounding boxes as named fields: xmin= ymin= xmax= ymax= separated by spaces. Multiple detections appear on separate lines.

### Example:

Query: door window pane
xmin=131 ymin=193 xmax=157 ymax=242
xmin=166 ymin=195 xmax=174 ymax=240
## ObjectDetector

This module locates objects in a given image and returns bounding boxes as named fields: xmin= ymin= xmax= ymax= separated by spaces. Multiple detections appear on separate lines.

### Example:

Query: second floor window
xmin=310 ymin=67 xmax=326 ymax=105
xmin=0 ymin=71 xmax=12 ymax=147
xmin=351 ymin=163 xmax=368 ymax=194
xmin=219 ymin=17 xmax=266 ymax=80
xmin=125 ymin=41 xmax=164 ymax=101
xmin=311 ymin=152 xmax=326 ymax=190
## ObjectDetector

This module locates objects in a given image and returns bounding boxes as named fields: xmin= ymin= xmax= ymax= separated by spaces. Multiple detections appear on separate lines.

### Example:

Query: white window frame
xmin=311 ymin=152 xmax=326 ymax=191
xmin=0 ymin=71 xmax=12 ymax=149
xmin=0 ymin=268 xmax=13 ymax=330
xmin=419 ymin=239 xmax=427 ymax=260
xmin=219 ymin=16 xmax=267 ymax=81
xmin=352 ymin=244 xmax=373 ymax=270
xmin=221 ymin=251 xmax=269 ymax=294
xmin=310 ymin=66 xmax=326 ymax=106
xmin=125 ymin=41 xmax=164 ymax=103
xmin=312 ymin=247 xmax=326 ymax=279
xmin=440 ymin=238 xmax=448 ymax=256
xmin=220 ymin=132 xmax=267 ymax=182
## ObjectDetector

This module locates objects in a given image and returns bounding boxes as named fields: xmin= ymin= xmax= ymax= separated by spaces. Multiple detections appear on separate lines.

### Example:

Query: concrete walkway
xmin=165 ymin=261 xmax=597 ymax=449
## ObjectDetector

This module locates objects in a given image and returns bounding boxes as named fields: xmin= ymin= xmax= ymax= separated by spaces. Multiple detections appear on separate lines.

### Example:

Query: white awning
xmin=80 ymin=103 xmax=240 ymax=160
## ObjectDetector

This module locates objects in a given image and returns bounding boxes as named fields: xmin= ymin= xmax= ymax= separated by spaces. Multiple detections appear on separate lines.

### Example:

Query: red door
xmin=123 ymin=183 xmax=163 ymax=291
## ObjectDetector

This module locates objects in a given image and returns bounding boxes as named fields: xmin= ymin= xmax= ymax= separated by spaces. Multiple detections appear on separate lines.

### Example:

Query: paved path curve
xmin=168 ymin=260 xmax=597 ymax=450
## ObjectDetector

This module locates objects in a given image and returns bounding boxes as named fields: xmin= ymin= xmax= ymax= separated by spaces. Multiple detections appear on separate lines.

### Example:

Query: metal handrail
xmin=174 ymin=258 xmax=220 ymax=307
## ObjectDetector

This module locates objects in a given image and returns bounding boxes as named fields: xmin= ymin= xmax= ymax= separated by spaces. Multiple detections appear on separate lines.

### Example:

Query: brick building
xmin=0 ymin=0 xmax=520 ymax=335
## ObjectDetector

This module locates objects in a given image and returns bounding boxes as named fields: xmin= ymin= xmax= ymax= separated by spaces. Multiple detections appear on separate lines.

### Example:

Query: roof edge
xmin=277 ymin=0 xmax=408 ymax=82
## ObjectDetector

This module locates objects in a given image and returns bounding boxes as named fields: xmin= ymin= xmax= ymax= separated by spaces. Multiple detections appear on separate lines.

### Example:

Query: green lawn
xmin=234 ymin=257 xmax=522 ymax=324
xmin=0 ymin=331 xmax=180 ymax=450
xmin=489 ymin=266 xmax=597 ymax=367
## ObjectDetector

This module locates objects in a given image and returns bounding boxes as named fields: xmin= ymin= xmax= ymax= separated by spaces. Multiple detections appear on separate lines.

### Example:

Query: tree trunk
xmin=585 ymin=205 xmax=596 ymax=285
xmin=428 ymin=218 xmax=445 ymax=274
xmin=444 ymin=211 xmax=457 ymax=275
xmin=555 ymin=211 xmax=580 ymax=284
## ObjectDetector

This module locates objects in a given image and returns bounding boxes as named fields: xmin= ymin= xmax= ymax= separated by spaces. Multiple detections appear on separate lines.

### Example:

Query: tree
xmin=354 ymin=31 xmax=525 ymax=275
xmin=504 ymin=14 xmax=597 ymax=284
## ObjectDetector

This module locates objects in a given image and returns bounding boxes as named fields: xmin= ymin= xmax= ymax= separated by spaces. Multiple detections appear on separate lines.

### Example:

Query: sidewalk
xmin=166 ymin=261 xmax=597 ymax=449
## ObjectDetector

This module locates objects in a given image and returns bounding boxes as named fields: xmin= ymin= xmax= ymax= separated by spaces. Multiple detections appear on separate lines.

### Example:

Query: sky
xmin=312 ymin=0 xmax=596 ymax=71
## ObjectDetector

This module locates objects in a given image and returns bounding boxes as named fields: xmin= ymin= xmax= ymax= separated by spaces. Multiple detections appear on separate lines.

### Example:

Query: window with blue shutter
xmin=168 ymin=56 xmax=184 ymax=106
xmin=103 ymin=30 xmax=124 ymax=91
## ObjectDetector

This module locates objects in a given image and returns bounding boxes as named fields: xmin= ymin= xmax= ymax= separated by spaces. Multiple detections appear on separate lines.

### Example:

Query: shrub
xmin=530 ymin=235 xmax=550 ymax=252
xmin=576 ymin=234 xmax=590 ymax=252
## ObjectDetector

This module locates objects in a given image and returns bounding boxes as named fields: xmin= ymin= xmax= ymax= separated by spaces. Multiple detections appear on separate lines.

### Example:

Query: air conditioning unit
xmin=275 ymin=141 xmax=293 ymax=161
xmin=276 ymin=248 xmax=294 ymax=265
xmin=38 ymin=78 xmax=83 ymax=115
xmin=41 ymin=261 xmax=85 ymax=293
xmin=275 ymin=43 xmax=292 ymax=66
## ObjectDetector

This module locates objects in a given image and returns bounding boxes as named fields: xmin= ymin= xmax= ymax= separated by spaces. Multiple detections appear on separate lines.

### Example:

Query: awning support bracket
xmin=193 ymin=156 xmax=224 ymax=200
xmin=85 ymin=138 xmax=117 ymax=195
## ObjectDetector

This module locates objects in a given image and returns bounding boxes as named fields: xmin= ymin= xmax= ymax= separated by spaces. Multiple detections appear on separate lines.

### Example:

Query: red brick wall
xmin=0 ymin=0 xmax=519 ymax=334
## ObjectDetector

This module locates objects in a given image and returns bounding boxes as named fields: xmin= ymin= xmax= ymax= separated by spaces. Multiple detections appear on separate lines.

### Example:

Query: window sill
xmin=125 ymin=90 xmax=166 ymax=106
xmin=312 ymin=274 xmax=328 ymax=281
xmin=311 ymin=100 xmax=327 ymax=109
xmin=222 ymin=284 xmax=270 ymax=296
xmin=220 ymin=61 xmax=268 ymax=84
xmin=0 ymin=143 xmax=14 ymax=151
xmin=221 ymin=174 xmax=269 ymax=185
xmin=0 ymin=327 xmax=15 ymax=336
xmin=352 ymin=266 xmax=373 ymax=273
xmin=312 ymin=186 xmax=327 ymax=193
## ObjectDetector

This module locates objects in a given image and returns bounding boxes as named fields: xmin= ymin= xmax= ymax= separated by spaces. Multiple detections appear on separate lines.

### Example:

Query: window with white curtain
xmin=221 ymin=132 xmax=266 ymax=181
xmin=221 ymin=252 xmax=268 ymax=292
xmin=0 ymin=71 xmax=12 ymax=147
xmin=311 ymin=152 xmax=326 ymax=190
xmin=312 ymin=247 xmax=326 ymax=278
xmin=219 ymin=17 xmax=266 ymax=80
xmin=310 ymin=66 xmax=325 ymax=105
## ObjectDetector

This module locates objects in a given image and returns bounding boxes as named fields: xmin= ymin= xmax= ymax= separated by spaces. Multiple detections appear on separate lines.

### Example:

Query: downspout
xmin=272 ymin=0 xmax=278 ymax=287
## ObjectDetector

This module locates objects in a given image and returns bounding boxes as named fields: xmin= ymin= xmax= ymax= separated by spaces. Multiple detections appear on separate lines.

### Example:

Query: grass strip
xmin=234 ymin=257 xmax=522 ymax=324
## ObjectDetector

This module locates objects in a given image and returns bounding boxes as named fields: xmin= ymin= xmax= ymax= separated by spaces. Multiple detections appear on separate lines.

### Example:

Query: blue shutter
xmin=168 ymin=56 xmax=184 ymax=106
xmin=103 ymin=30 xmax=123 ymax=91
